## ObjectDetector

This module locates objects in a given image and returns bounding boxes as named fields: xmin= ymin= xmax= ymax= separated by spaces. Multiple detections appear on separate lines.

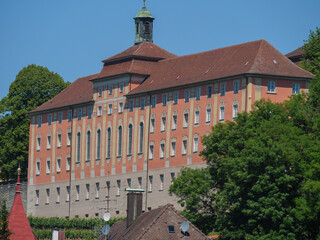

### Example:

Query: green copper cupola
xmin=134 ymin=0 xmax=154 ymax=45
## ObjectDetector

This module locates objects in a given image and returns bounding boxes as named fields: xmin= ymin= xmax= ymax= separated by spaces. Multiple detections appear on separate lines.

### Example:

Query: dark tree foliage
xmin=301 ymin=27 xmax=320 ymax=76
xmin=0 ymin=199 xmax=11 ymax=240
xmin=0 ymin=64 xmax=70 ymax=180
xmin=169 ymin=167 xmax=215 ymax=234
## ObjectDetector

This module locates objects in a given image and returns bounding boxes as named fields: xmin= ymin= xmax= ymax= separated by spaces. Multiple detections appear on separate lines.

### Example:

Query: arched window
xmin=233 ymin=98 xmax=239 ymax=119
xmin=96 ymin=129 xmax=101 ymax=160
xmin=139 ymin=122 xmax=144 ymax=153
xmin=106 ymin=128 xmax=111 ymax=159
xmin=86 ymin=131 xmax=91 ymax=161
xmin=161 ymin=111 xmax=167 ymax=132
xmin=118 ymin=126 xmax=122 ymax=156
xmin=172 ymin=110 xmax=178 ymax=130
xmin=128 ymin=124 xmax=133 ymax=155
xmin=76 ymin=132 xmax=81 ymax=163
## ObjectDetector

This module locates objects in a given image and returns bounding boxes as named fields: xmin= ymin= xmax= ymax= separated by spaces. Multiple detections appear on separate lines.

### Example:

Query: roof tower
xmin=134 ymin=0 xmax=154 ymax=45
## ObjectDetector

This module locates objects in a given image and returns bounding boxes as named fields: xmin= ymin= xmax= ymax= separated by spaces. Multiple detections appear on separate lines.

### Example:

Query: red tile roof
xmin=286 ymin=46 xmax=304 ymax=58
xmin=8 ymin=170 xmax=37 ymax=240
xmin=102 ymin=42 xmax=177 ymax=63
xmin=108 ymin=204 xmax=209 ymax=240
xmin=31 ymin=40 xmax=314 ymax=113
xmin=128 ymin=40 xmax=314 ymax=96
xmin=30 ymin=73 xmax=98 ymax=113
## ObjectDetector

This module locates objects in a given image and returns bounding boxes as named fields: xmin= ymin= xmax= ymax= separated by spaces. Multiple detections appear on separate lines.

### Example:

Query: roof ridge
xmin=159 ymin=39 xmax=265 ymax=63
xmin=248 ymin=39 xmax=265 ymax=73
xmin=134 ymin=42 xmax=144 ymax=55
xmin=137 ymin=204 xmax=171 ymax=239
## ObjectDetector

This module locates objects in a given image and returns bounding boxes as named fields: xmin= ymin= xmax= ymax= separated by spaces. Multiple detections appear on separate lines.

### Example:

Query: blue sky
xmin=0 ymin=0 xmax=319 ymax=100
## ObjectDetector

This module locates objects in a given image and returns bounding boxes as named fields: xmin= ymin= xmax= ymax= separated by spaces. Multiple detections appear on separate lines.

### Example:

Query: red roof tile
xmin=8 ymin=171 xmax=37 ymax=240
xmin=108 ymin=204 xmax=209 ymax=240
xmin=128 ymin=40 xmax=314 ymax=96
xmin=286 ymin=46 xmax=304 ymax=58
xmin=102 ymin=42 xmax=177 ymax=63
xmin=31 ymin=73 xmax=98 ymax=113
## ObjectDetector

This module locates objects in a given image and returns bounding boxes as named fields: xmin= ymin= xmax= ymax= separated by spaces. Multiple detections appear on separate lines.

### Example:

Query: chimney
xmin=126 ymin=192 xmax=143 ymax=227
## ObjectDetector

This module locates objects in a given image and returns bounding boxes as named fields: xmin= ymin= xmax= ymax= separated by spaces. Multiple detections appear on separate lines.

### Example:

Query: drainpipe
xmin=145 ymin=93 xmax=152 ymax=211
xmin=245 ymin=76 xmax=248 ymax=113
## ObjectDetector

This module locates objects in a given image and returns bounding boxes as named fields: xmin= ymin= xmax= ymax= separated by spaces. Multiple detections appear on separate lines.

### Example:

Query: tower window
xmin=145 ymin=22 xmax=150 ymax=34
xmin=136 ymin=24 xmax=139 ymax=34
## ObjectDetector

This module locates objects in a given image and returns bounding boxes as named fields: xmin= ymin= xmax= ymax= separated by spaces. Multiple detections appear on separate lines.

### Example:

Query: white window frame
xmin=184 ymin=89 xmax=190 ymax=102
xmin=46 ymin=158 xmax=51 ymax=174
xmin=193 ymin=137 xmax=199 ymax=153
xmin=219 ymin=106 xmax=225 ymax=121
xmin=119 ymin=102 xmax=124 ymax=113
xmin=150 ymin=118 xmax=155 ymax=133
xmin=56 ymin=187 xmax=60 ymax=203
xmin=97 ymin=106 xmax=102 ymax=117
xmin=233 ymin=104 xmax=238 ymax=119
xmin=183 ymin=113 xmax=189 ymax=128
xmin=233 ymin=80 xmax=239 ymax=94
xmin=119 ymin=83 xmax=124 ymax=93
xmin=171 ymin=141 xmax=176 ymax=157
xmin=172 ymin=114 xmax=177 ymax=130
xmin=160 ymin=143 xmax=165 ymax=159
xmin=76 ymin=185 xmax=80 ymax=201
xmin=182 ymin=139 xmax=187 ymax=155
xmin=149 ymin=143 xmax=154 ymax=160
xmin=48 ymin=114 xmax=52 ymax=126
xmin=173 ymin=92 xmax=179 ymax=104
xmin=108 ymin=104 xmax=113 ymax=115
xmin=56 ymin=158 xmax=61 ymax=173
xmin=194 ymin=110 xmax=200 ymax=125
xmin=267 ymin=80 xmax=276 ymax=93
xmin=151 ymin=96 xmax=157 ymax=108
xmin=86 ymin=184 xmax=90 ymax=200
xmin=148 ymin=176 xmax=153 ymax=192
xmin=109 ymin=85 xmax=113 ymax=95
xmin=292 ymin=83 xmax=301 ymax=95
xmin=196 ymin=87 xmax=201 ymax=100
xmin=95 ymin=182 xmax=100 ymax=199
xmin=161 ymin=116 xmax=166 ymax=132
xmin=160 ymin=174 xmax=164 ymax=191
xmin=206 ymin=108 xmax=211 ymax=123
xmin=116 ymin=180 xmax=121 ymax=196
xmin=220 ymin=83 xmax=226 ymax=96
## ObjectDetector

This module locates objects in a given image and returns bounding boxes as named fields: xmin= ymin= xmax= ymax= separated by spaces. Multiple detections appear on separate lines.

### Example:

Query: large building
xmin=27 ymin=2 xmax=314 ymax=219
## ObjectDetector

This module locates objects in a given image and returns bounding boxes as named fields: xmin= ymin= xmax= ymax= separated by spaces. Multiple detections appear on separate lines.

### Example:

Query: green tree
xmin=301 ymin=27 xmax=320 ymax=76
xmin=169 ymin=167 xmax=215 ymax=234
xmin=0 ymin=64 xmax=70 ymax=180
xmin=0 ymin=199 xmax=11 ymax=240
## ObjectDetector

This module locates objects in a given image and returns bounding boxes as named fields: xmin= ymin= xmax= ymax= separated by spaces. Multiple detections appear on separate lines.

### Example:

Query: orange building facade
xmin=27 ymin=4 xmax=313 ymax=218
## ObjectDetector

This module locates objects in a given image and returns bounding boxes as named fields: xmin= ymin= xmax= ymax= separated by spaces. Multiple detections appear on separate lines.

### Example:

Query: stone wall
xmin=0 ymin=179 xmax=28 ymax=212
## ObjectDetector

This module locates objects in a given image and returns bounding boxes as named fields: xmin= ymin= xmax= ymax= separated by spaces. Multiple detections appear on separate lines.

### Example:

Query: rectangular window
xmin=150 ymin=118 xmax=155 ymax=133
xmin=56 ymin=187 xmax=60 ymax=203
xmin=161 ymin=117 xmax=166 ymax=132
xmin=233 ymin=104 xmax=238 ymax=118
xmin=233 ymin=80 xmax=239 ymax=94
xmin=183 ymin=113 xmax=189 ymax=128
xmin=98 ymin=88 xmax=103 ymax=97
xmin=196 ymin=87 xmax=201 ymax=100
xmin=219 ymin=106 xmax=225 ymax=121
xmin=207 ymin=86 xmax=213 ymax=98
xmin=46 ymin=189 xmax=50 ymax=204
xmin=48 ymin=114 xmax=52 ymax=126
xmin=151 ymin=96 xmax=157 ymax=108
xmin=184 ymin=90 xmax=190 ymax=102
xmin=47 ymin=135 xmax=51 ymax=149
xmin=88 ymin=107 xmax=92 ymax=119
xmin=46 ymin=160 xmax=50 ymax=174
xmin=140 ymin=98 xmax=145 ymax=110
xmin=35 ymin=190 xmax=39 ymax=205
xmin=172 ymin=115 xmax=177 ymax=130
xmin=160 ymin=143 xmax=165 ymax=159
xmin=162 ymin=94 xmax=167 ymax=106
xmin=95 ymin=183 xmax=100 ymax=199
xmin=160 ymin=174 xmax=164 ymax=191
xmin=129 ymin=100 xmax=134 ymax=112
xmin=193 ymin=137 xmax=199 ymax=153
xmin=68 ymin=110 xmax=72 ymax=122
xmin=57 ymin=158 xmax=61 ymax=173
xmin=66 ymin=157 xmax=71 ymax=172
xmin=149 ymin=144 xmax=154 ymax=159
xmin=267 ymin=80 xmax=276 ymax=93
xmin=138 ymin=177 xmax=142 ymax=189
xmin=36 ymin=161 xmax=40 ymax=175
xmin=127 ymin=178 xmax=132 ymax=188
xmin=173 ymin=92 xmax=179 ymax=104
xmin=57 ymin=134 xmax=62 ymax=148
xmin=77 ymin=109 xmax=82 ymax=120
xmin=194 ymin=111 xmax=200 ymax=125
xmin=170 ymin=172 xmax=175 ymax=183
xmin=36 ymin=137 xmax=41 ymax=151
xmin=182 ymin=140 xmax=187 ymax=155
xmin=119 ymin=84 xmax=124 ymax=93
xmin=37 ymin=116 xmax=42 ymax=127
xmin=58 ymin=112 xmax=63 ymax=124
xmin=86 ymin=184 xmax=90 ymax=200
xmin=97 ymin=106 xmax=102 ymax=117
xmin=76 ymin=185 xmax=80 ymax=201
xmin=66 ymin=186 xmax=70 ymax=202
xmin=149 ymin=176 xmax=153 ymax=192
xmin=292 ymin=83 xmax=301 ymax=95
xmin=171 ymin=142 xmax=176 ymax=157
xmin=119 ymin=102 xmax=123 ymax=113
xmin=106 ymin=181 xmax=110 ymax=197
xmin=109 ymin=85 xmax=113 ymax=95
xmin=220 ymin=83 xmax=226 ymax=96
xmin=116 ymin=180 xmax=121 ymax=196
xmin=206 ymin=109 xmax=211 ymax=123
xmin=108 ymin=104 xmax=113 ymax=115
xmin=67 ymin=132 xmax=71 ymax=147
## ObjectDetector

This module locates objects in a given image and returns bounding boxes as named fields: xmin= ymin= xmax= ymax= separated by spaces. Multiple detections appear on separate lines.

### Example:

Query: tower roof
xmin=8 ymin=168 xmax=37 ymax=240
xmin=134 ymin=0 xmax=154 ymax=19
